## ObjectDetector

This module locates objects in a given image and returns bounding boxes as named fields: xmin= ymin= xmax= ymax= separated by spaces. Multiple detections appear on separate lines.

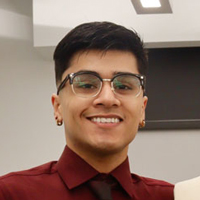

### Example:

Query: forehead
xmin=63 ymin=50 xmax=139 ymax=78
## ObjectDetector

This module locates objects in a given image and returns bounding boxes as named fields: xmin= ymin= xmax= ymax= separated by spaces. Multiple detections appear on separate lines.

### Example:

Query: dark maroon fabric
xmin=0 ymin=146 xmax=174 ymax=200
xmin=89 ymin=180 xmax=112 ymax=200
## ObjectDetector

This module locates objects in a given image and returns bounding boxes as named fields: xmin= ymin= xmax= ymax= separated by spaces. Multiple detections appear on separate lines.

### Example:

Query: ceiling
xmin=33 ymin=0 xmax=200 ymax=47
xmin=1 ymin=0 xmax=200 ymax=59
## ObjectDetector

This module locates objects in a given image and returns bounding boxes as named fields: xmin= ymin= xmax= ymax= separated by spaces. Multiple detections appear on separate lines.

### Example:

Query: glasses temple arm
xmin=57 ymin=76 xmax=69 ymax=95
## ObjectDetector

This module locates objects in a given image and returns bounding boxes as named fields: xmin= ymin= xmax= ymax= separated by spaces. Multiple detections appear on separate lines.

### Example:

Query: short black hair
xmin=54 ymin=21 xmax=148 ymax=86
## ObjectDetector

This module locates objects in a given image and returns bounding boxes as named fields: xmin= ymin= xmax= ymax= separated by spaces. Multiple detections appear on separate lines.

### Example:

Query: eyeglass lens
xmin=113 ymin=75 xmax=140 ymax=96
xmin=72 ymin=74 xmax=101 ymax=97
xmin=72 ymin=73 xmax=141 ymax=97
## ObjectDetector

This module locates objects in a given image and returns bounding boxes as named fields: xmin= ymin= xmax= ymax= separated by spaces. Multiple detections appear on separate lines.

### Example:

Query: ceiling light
xmin=131 ymin=0 xmax=172 ymax=14
xmin=140 ymin=0 xmax=161 ymax=8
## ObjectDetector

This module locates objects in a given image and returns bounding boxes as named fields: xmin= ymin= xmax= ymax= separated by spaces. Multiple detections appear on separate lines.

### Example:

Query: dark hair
xmin=54 ymin=21 xmax=148 ymax=85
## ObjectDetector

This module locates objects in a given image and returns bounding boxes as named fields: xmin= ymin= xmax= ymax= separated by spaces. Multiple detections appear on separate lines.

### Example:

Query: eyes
xmin=66 ymin=72 xmax=143 ymax=98
xmin=74 ymin=76 xmax=100 ymax=90
xmin=78 ymin=83 xmax=132 ymax=90
xmin=74 ymin=77 xmax=137 ymax=91
xmin=77 ymin=82 xmax=97 ymax=89
xmin=113 ymin=80 xmax=133 ymax=90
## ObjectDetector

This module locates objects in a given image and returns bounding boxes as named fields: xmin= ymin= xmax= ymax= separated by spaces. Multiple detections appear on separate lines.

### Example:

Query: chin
xmin=91 ymin=142 xmax=126 ymax=156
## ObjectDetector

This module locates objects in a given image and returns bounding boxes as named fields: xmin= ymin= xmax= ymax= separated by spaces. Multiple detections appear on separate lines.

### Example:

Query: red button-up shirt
xmin=0 ymin=146 xmax=174 ymax=199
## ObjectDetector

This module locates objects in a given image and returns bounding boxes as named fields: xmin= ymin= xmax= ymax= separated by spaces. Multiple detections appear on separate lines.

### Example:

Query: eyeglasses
xmin=57 ymin=71 xmax=146 ymax=98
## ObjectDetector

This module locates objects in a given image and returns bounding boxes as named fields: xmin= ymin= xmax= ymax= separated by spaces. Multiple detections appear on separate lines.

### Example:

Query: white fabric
xmin=174 ymin=176 xmax=200 ymax=200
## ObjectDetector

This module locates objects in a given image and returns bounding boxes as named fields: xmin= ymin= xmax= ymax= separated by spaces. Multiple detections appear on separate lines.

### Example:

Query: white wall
xmin=129 ymin=129 xmax=200 ymax=183
xmin=0 ymin=0 xmax=65 ymax=176
xmin=0 ymin=37 xmax=65 ymax=175
xmin=0 ymin=0 xmax=200 ymax=184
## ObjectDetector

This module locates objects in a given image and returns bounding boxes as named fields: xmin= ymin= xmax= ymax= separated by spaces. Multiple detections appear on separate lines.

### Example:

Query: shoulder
xmin=138 ymin=175 xmax=174 ymax=187
xmin=0 ymin=161 xmax=57 ymax=199
xmin=0 ymin=161 xmax=57 ymax=182
xmin=131 ymin=173 xmax=174 ymax=199
xmin=174 ymin=176 xmax=200 ymax=200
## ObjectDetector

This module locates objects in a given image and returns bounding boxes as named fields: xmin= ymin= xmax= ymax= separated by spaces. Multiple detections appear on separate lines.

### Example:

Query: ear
xmin=51 ymin=93 xmax=62 ymax=121
xmin=140 ymin=96 xmax=148 ymax=122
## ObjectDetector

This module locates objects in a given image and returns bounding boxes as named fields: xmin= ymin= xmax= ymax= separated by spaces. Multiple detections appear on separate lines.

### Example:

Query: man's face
xmin=52 ymin=50 xmax=147 ymax=158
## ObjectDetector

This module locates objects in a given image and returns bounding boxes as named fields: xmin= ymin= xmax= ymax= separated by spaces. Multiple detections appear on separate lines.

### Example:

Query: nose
xmin=93 ymin=82 xmax=121 ymax=108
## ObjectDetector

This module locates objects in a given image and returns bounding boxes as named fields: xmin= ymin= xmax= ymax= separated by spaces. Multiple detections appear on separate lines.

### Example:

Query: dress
xmin=0 ymin=146 xmax=174 ymax=200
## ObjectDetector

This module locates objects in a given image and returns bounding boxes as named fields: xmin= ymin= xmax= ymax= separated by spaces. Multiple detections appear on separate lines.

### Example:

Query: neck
xmin=69 ymin=145 xmax=129 ymax=173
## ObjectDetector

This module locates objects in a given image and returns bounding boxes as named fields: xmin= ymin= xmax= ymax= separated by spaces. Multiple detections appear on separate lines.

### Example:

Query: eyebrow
xmin=113 ymin=71 xmax=133 ymax=75
xmin=76 ymin=70 xmax=99 ymax=75
xmin=76 ymin=70 xmax=136 ymax=76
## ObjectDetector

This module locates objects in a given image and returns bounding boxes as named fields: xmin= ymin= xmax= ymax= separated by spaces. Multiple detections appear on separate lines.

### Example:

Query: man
xmin=174 ymin=176 xmax=200 ymax=200
xmin=0 ymin=22 xmax=174 ymax=199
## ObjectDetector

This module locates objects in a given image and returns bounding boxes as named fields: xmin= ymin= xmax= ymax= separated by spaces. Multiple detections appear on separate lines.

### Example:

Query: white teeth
xmin=114 ymin=118 xmax=119 ymax=123
xmin=91 ymin=117 xmax=120 ymax=123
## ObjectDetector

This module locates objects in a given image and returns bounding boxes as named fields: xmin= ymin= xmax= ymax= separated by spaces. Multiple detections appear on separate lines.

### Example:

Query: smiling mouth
xmin=88 ymin=117 xmax=122 ymax=124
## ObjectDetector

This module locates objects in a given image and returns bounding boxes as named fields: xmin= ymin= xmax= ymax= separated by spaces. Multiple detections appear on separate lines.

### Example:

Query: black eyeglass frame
xmin=57 ymin=71 xmax=146 ymax=96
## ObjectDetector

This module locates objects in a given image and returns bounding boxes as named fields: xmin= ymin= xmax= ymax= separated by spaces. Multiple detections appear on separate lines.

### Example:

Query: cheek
xmin=124 ymin=101 xmax=144 ymax=126
xmin=62 ymin=101 xmax=80 ymax=137
xmin=61 ymin=97 xmax=90 ymax=122
xmin=62 ymin=101 xmax=78 ymax=122
xmin=126 ymin=100 xmax=143 ymax=116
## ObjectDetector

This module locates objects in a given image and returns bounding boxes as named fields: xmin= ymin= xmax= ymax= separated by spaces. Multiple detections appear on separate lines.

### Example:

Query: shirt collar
xmin=110 ymin=158 xmax=133 ymax=197
xmin=57 ymin=146 xmax=99 ymax=189
xmin=57 ymin=146 xmax=133 ymax=197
